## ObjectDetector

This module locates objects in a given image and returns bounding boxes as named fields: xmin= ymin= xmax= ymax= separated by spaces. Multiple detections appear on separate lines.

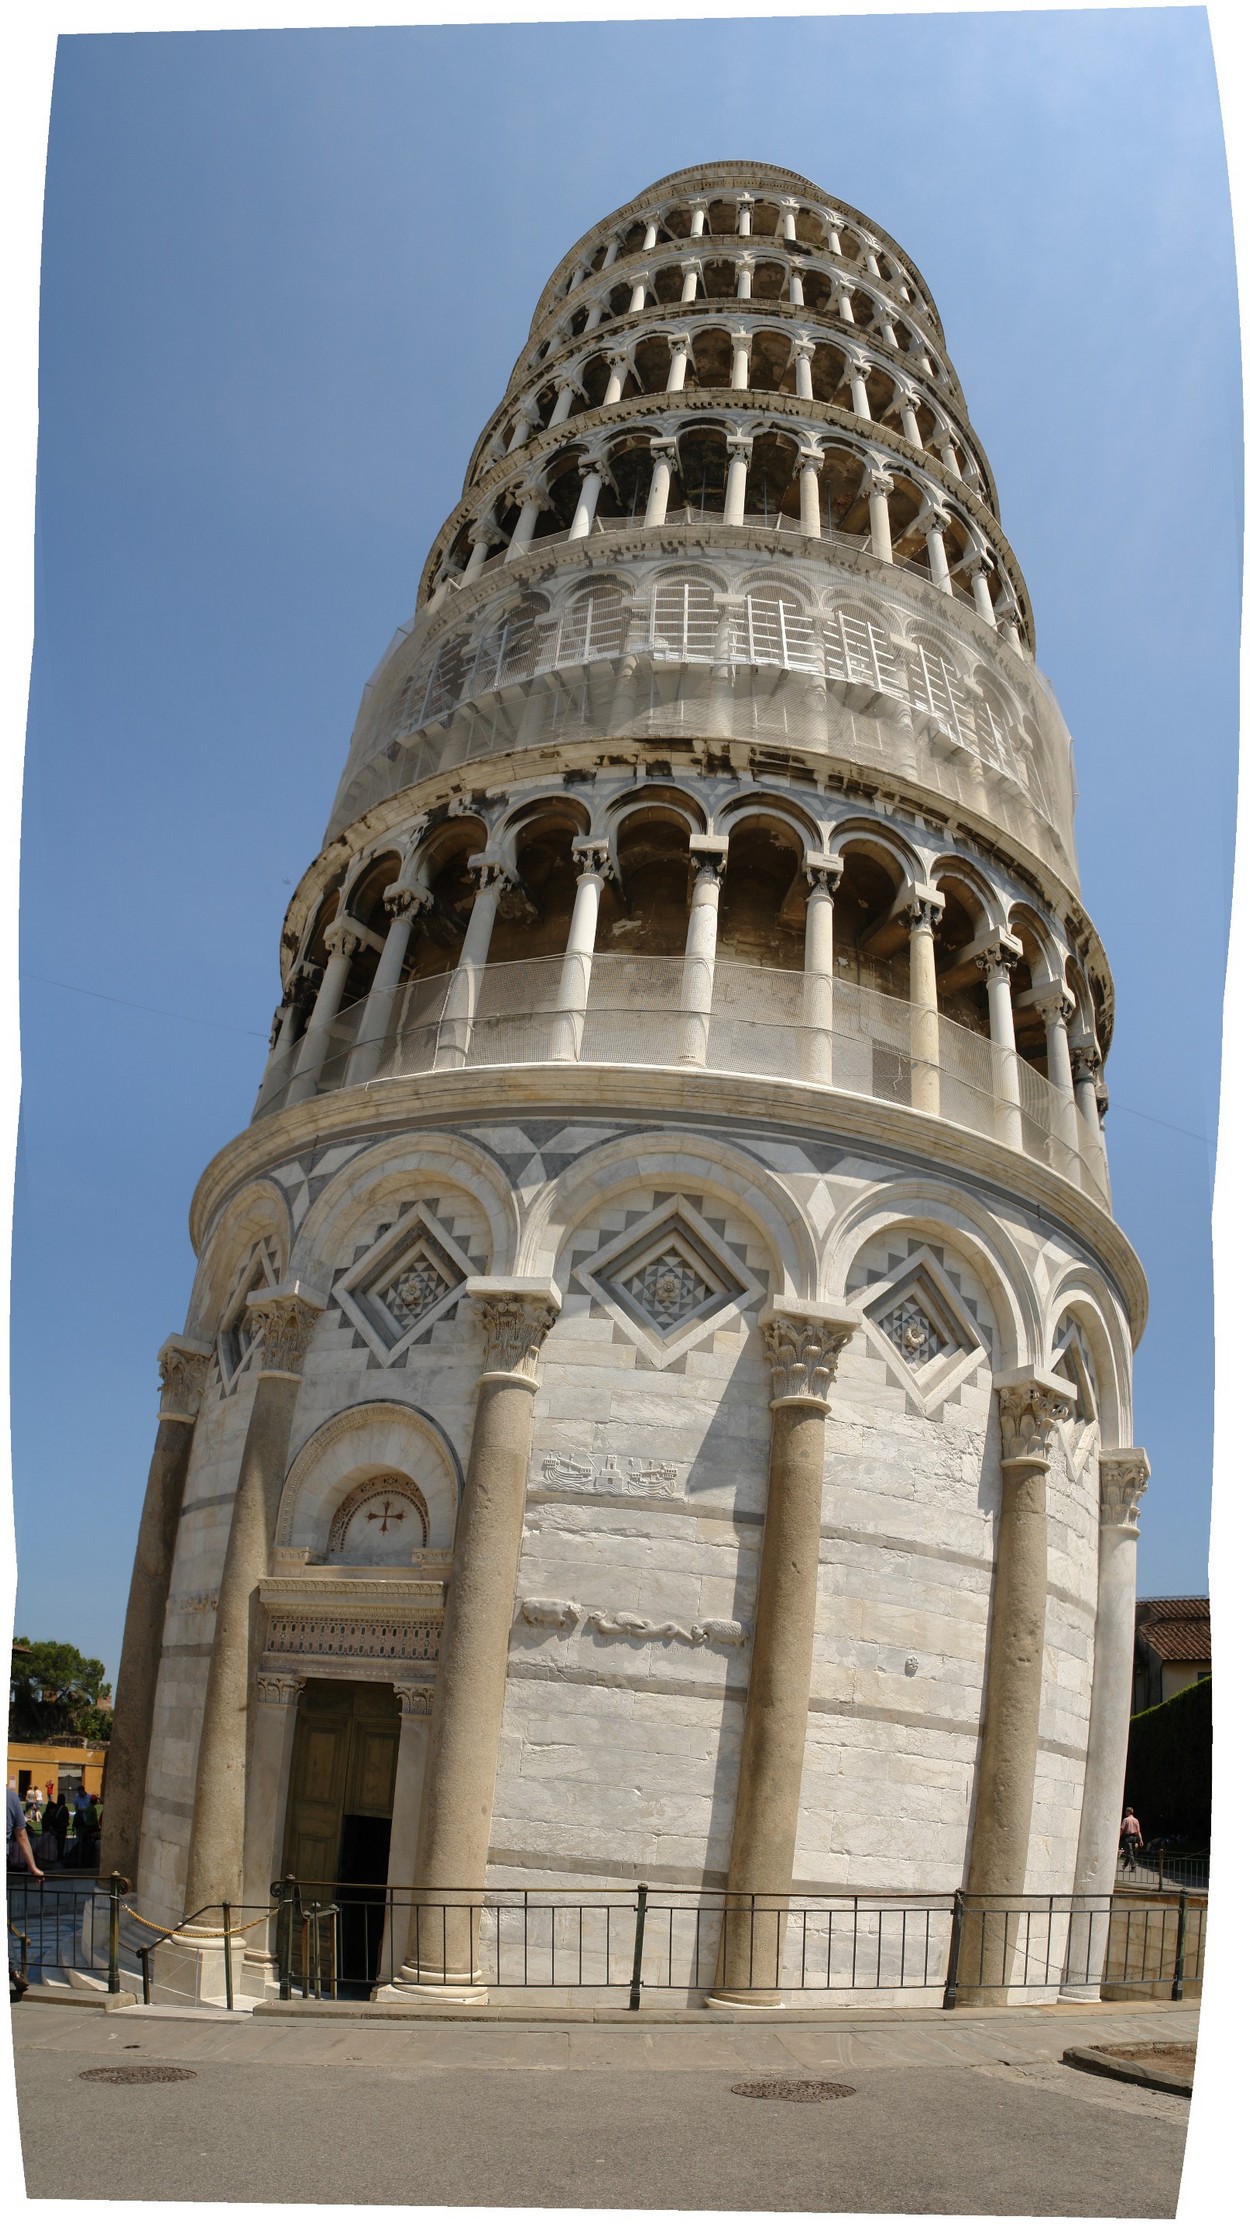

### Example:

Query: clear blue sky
xmin=17 ymin=12 xmax=1239 ymax=1681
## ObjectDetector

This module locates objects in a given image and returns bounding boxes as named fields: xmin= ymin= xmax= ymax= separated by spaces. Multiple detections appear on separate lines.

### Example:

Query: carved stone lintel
xmin=469 ymin=1278 xmax=562 ymax=1382
xmin=995 ymin=1370 xmax=1075 ymax=1467
xmin=1099 ymin=1447 xmax=1150 ymax=1533
xmin=255 ymin=1674 xmax=304 ymax=1708
xmin=158 ymin=1336 xmax=213 ymax=1423
xmin=760 ymin=1302 xmax=859 ymax=1409
xmin=519 ymin=1597 xmax=749 ymax=1648
xmin=246 ymin=1289 xmax=324 ymax=1379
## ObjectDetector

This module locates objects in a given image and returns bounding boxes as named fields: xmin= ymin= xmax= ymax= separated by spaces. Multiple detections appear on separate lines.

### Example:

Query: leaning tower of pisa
xmin=105 ymin=163 xmax=1149 ymax=2005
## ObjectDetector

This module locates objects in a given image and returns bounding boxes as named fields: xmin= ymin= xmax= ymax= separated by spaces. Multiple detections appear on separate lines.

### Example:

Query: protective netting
xmin=255 ymin=954 xmax=1109 ymax=1207
xmin=327 ymin=541 xmax=1078 ymax=892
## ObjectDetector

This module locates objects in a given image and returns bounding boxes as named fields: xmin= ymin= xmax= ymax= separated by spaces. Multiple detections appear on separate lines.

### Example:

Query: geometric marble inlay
xmin=332 ymin=1202 xmax=475 ymax=1366
xmin=862 ymin=1245 xmax=987 ymax=1418
xmin=575 ymin=1198 xmax=764 ymax=1369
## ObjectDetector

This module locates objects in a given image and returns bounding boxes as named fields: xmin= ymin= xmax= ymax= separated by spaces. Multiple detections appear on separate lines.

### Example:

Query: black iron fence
xmin=6 ymin=1873 xmax=1207 ymax=2008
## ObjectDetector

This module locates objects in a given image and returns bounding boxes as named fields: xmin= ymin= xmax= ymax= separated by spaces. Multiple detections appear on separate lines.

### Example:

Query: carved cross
xmin=365 ymin=1500 xmax=406 ymax=1535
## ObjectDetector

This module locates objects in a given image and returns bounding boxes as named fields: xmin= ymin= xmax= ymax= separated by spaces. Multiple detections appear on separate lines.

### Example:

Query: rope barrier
xmin=122 ymin=1905 xmax=275 ymax=1940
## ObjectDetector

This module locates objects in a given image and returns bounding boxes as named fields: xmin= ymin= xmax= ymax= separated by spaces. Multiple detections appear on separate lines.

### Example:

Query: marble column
xmin=548 ymin=379 xmax=580 ymax=427
xmin=665 ymin=337 xmax=690 ymax=394
xmin=735 ymin=256 xmax=754 ymax=302
xmin=710 ymin=1302 xmax=859 ymax=2005
xmin=288 ymin=919 xmax=365 ymax=1104
xmin=345 ymin=885 xmax=430 ymax=1086
xmin=923 ymin=508 xmax=954 ymax=595
xmin=628 ymin=273 xmax=649 ymax=314
xmin=778 ymin=197 xmax=799 ymax=242
xmin=907 ymin=889 xmax=944 ymax=1115
xmin=1036 ymin=987 xmax=1081 ymax=1169
xmin=98 ymin=1336 xmax=213 ymax=1888
xmin=800 ymin=857 xmax=841 ymax=1084
xmin=736 ymin=194 xmax=754 ymax=236
xmin=1060 ymin=1450 xmax=1150 ymax=1999
xmin=866 ymin=467 xmax=894 ymax=563
xmin=505 ymin=482 xmax=546 ymax=560
xmin=568 ymin=458 xmax=605 ymax=541
xmin=847 ymin=357 xmax=872 ymax=421
xmin=680 ymin=259 xmax=700 ymax=304
xmin=788 ymin=264 xmax=805 ymax=307
xmin=603 ymin=352 xmax=630 ymax=405
xmin=677 ymin=838 xmax=727 ymax=1067
xmin=898 ymin=389 xmax=923 ymax=449
xmin=977 ymin=939 xmax=1024 ymax=1152
xmin=506 ymin=400 xmax=540 ymax=453
xmin=688 ymin=200 xmax=708 ymax=239
xmin=397 ymin=1280 xmax=562 ymax=1997
xmin=730 ymin=330 xmax=752 ymax=391
xmin=643 ymin=440 xmax=676 ymax=529
xmin=971 ymin=560 xmax=997 ymax=627
xmin=551 ymin=842 xmax=610 ymax=1061
xmin=461 ymin=520 xmax=497 ymax=586
xmin=797 ymin=448 xmax=823 ymax=539
xmin=1071 ymin=1045 xmax=1110 ymax=1193
xmin=821 ymin=212 xmax=844 ymax=257
xmin=184 ymin=1289 xmax=324 ymax=1915
xmin=725 ymin=436 xmax=752 ymax=528
xmin=433 ymin=862 xmax=508 ymax=1070
xmin=957 ymin=1371 xmax=1074 ymax=1999
xmin=239 ymin=1672 xmax=305 ymax=1997
xmin=375 ymin=1686 xmax=432 ymax=1991
xmin=792 ymin=339 xmax=814 ymax=402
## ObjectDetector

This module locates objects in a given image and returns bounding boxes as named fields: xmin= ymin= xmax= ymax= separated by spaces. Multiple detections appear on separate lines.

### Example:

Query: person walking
xmin=45 ymin=1792 xmax=69 ymax=1867
xmin=7 ymin=1784 xmax=43 ymax=2002
xmin=1119 ymin=1807 xmax=1144 ymax=1872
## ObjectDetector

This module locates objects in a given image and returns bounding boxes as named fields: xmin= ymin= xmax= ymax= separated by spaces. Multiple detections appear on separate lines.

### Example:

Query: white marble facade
xmin=110 ymin=165 xmax=1148 ymax=2003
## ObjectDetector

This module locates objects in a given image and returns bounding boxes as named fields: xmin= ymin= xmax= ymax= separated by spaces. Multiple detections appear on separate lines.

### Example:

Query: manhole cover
xmin=79 ymin=2066 xmax=197 ymax=2085
xmin=730 ymin=2078 xmax=856 ymax=2103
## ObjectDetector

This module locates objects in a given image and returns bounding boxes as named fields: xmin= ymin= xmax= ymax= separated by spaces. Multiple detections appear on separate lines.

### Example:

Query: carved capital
xmin=383 ymin=882 xmax=432 ymax=922
xmin=255 ymin=1673 xmax=305 ymax=1709
xmin=760 ymin=1302 xmax=859 ymax=1410
xmin=975 ymin=934 xmax=1024 ymax=984
xmin=468 ymin=856 xmax=513 ymax=894
xmin=158 ymin=1336 xmax=213 ymax=1423
xmin=906 ymin=895 xmax=944 ymax=934
xmin=995 ymin=1370 xmax=1075 ymax=1467
xmin=792 ymin=336 xmax=815 ymax=362
xmin=324 ymin=919 xmax=366 ymax=962
xmin=1034 ymin=985 xmax=1077 ymax=1030
xmin=572 ymin=838 xmax=612 ymax=882
xmin=469 ymin=1278 xmax=562 ymax=1383
xmin=648 ymin=437 xmax=678 ymax=464
xmin=1100 ymin=1448 xmax=1150 ymax=1532
xmin=1070 ymin=1044 xmax=1103 ymax=1086
xmin=803 ymin=850 xmax=843 ymax=896
xmin=393 ymin=1684 xmax=433 ymax=1716
xmin=246 ymin=1289 xmax=324 ymax=1379
xmin=865 ymin=467 xmax=894 ymax=498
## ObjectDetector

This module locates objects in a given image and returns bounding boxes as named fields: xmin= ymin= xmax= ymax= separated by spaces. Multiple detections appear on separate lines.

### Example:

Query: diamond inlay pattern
xmin=379 ymin=1249 xmax=454 ymax=1333
xmin=622 ymin=1246 xmax=715 ymax=1335
xmin=880 ymin=1295 xmax=946 ymax=1369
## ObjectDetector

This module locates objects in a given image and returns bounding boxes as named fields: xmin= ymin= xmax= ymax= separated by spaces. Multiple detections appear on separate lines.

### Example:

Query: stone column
xmin=643 ymin=440 xmax=676 ymax=529
xmin=800 ymin=856 xmax=840 ymax=1085
xmin=710 ymin=1302 xmax=859 ymax=2005
xmin=665 ymin=336 xmax=690 ymax=393
xmin=999 ymin=611 xmax=1024 ymax=654
xmin=397 ymin=1280 xmax=561 ymax=1996
xmin=505 ymin=481 xmax=545 ymax=561
xmin=957 ymin=1371 xmax=1074 ymax=1999
xmin=977 ymin=939 xmax=1024 ymax=1152
xmin=788 ymin=264 xmax=805 ymax=307
xmin=778 ymin=197 xmax=799 ymax=242
xmin=866 ymin=467 xmax=894 ymax=562
xmin=730 ymin=329 xmax=752 ymax=391
xmin=506 ymin=399 xmax=540 ymax=453
xmin=971 ymin=559 xmax=997 ymax=626
xmin=461 ymin=520 xmax=497 ymax=586
xmin=1061 ymin=1450 xmax=1150 ymax=1999
xmin=98 ymin=1336 xmax=213 ymax=1888
xmin=345 ymin=885 xmax=430 ymax=1086
xmin=792 ymin=338 xmax=814 ymax=401
xmin=937 ymin=424 xmax=962 ymax=476
xmin=923 ymin=507 xmax=954 ymax=595
xmin=680 ymin=259 xmax=700 ymax=304
xmin=821 ymin=211 xmax=844 ymax=257
xmin=735 ymin=255 xmax=754 ymax=302
xmin=724 ymin=436 xmax=752 ymax=527
xmin=433 ymin=861 xmax=508 ymax=1070
xmin=1071 ymin=1046 xmax=1110 ymax=1193
xmin=375 ymin=1685 xmax=432 ymax=1991
xmin=907 ymin=888 xmax=944 ymax=1115
xmin=641 ymin=213 xmax=660 ymax=252
xmin=603 ymin=352 xmax=630 ymax=405
xmin=689 ymin=199 xmax=708 ymax=239
xmin=1036 ymin=986 xmax=1081 ymax=1167
xmin=628 ymin=272 xmax=649 ymax=314
xmin=183 ymin=1289 xmax=324 ymax=1915
xmin=568 ymin=457 xmax=605 ymax=541
xmin=288 ymin=920 xmax=364 ymax=1104
xmin=677 ymin=837 xmax=727 ymax=1067
xmin=796 ymin=448 xmax=823 ymax=539
xmin=239 ymin=1672 xmax=304 ymax=1998
xmin=548 ymin=379 xmax=580 ymax=427
xmin=736 ymin=193 xmax=754 ymax=236
xmin=551 ymin=841 xmax=610 ymax=1062
xmin=898 ymin=388 xmax=923 ymax=448
xmin=847 ymin=357 xmax=872 ymax=421
xmin=836 ymin=282 xmax=856 ymax=325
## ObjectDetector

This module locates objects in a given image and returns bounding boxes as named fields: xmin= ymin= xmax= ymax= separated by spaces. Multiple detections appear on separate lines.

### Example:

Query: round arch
xmin=289 ymin=1132 xmax=520 ymax=1292
xmin=277 ymin=1399 xmax=463 ymax=1557
xmin=187 ymin=1176 xmax=292 ymax=1344
xmin=821 ymin=1176 xmax=1042 ymax=1367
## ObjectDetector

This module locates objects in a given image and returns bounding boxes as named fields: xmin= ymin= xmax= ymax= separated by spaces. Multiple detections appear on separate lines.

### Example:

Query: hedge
xmin=1122 ymin=1674 xmax=1211 ymax=1844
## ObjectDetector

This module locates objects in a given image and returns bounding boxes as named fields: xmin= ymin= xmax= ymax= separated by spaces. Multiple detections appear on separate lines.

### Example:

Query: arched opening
xmin=720 ymin=816 xmax=805 ymax=969
xmin=834 ymin=838 xmax=910 ymax=998
xmin=748 ymin=328 xmax=794 ymax=394
xmin=932 ymin=872 xmax=991 ymax=1034
xmin=408 ymin=820 xmax=490 ymax=984
xmin=490 ymin=801 xmax=588 ymax=965
xmin=673 ymin=424 xmax=729 ymax=522
xmin=601 ymin=807 xmax=696 ymax=956
xmin=690 ymin=327 xmax=733 ymax=389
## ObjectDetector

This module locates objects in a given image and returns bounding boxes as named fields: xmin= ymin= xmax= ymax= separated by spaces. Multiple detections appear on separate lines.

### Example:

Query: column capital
xmin=803 ymin=850 xmax=843 ymax=895
xmin=255 ymin=1673 xmax=305 ymax=1709
xmin=648 ymin=435 xmax=678 ymax=462
xmin=576 ymin=452 xmax=605 ymax=481
xmin=1099 ymin=1447 xmax=1150 ymax=1533
xmin=726 ymin=431 xmax=754 ymax=460
xmin=994 ymin=1369 xmax=1075 ymax=1467
xmin=158 ymin=1335 xmax=214 ymax=1423
xmin=1033 ymin=983 xmax=1077 ymax=1029
xmin=509 ymin=476 xmax=547 ymax=512
xmin=795 ymin=444 xmax=824 ymax=474
xmin=735 ymin=252 xmax=756 ymax=272
xmin=791 ymin=335 xmax=815 ymax=361
xmin=864 ymin=463 xmax=894 ymax=498
xmin=468 ymin=1277 xmax=562 ymax=1384
xmin=393 ymin=1684 xmax=433 ymax=1716
xmin=918 ymin=503 xmax=952 ymax=538
xmin=689 ymin=832 xmax=729 ymax=884
xmin=383 ymin=881 xmax=432 ymax=921
xmin=466 ymin=517 xmax=500 ymax=550
xmin=245 ymin=1286 xmax=326 ymax=1379
xmin=974 ymin=932 xmax=1023 ymax=983
xmin=679 ymin=256 xmax=701 ymax=276
xmin=847 ymin=352 xmax=873 ymax=381
xmin=904 ymin=882 xmax=945 ymax=932
xmin=760 ymin=1301 xmax=859 ymax=1411
xmin=323 ymin=918 xmax=366 ymax=961
xmin=571 ymin=837 xmax=613 ymax=881
xmin=1070 ymin=1043 xmax=1103 ymax=1086
xmin=467 ymin=855 xmax=514 ymax=894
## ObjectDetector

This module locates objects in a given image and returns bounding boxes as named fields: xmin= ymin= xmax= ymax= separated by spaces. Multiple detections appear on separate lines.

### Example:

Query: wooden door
xmin=281 ymin=1680 xmax=400 ymax=1883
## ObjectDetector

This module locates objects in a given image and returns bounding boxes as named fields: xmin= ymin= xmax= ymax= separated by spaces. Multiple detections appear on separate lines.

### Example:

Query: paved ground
xmin=12 ymin=1998 xmax=1194 ymax=2212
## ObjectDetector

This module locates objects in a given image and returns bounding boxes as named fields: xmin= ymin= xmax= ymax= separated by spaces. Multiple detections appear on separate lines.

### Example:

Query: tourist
xmin=1119 ymin=1806 xmax=1143 ymax=1871
xmin=45 ymin=1793 xmax=69 ymax=1866
xmin=7 ymin=1783 xmax=42 ymax=2003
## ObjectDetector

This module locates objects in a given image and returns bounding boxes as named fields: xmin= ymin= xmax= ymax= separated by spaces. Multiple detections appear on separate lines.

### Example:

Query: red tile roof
xmin=1136 ymin=1597 xmax=1210 ymax=1665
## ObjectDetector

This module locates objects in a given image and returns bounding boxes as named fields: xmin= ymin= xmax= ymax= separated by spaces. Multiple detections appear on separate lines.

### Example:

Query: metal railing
xmin=6 ymin=1872 xmax=130 ymax=1993
xmin=265 ymin=1881 xmax=1205 ymax=2006
xmin=256 ymin=954 xmax=1110 ymax=1207
xmin=1118 ymin=1847 xmax=1210 ymax=1893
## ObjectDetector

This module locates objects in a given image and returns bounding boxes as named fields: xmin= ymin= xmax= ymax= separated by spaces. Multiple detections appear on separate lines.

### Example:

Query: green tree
xmin=10 ymin=1640 xmax=112 ymax=1741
